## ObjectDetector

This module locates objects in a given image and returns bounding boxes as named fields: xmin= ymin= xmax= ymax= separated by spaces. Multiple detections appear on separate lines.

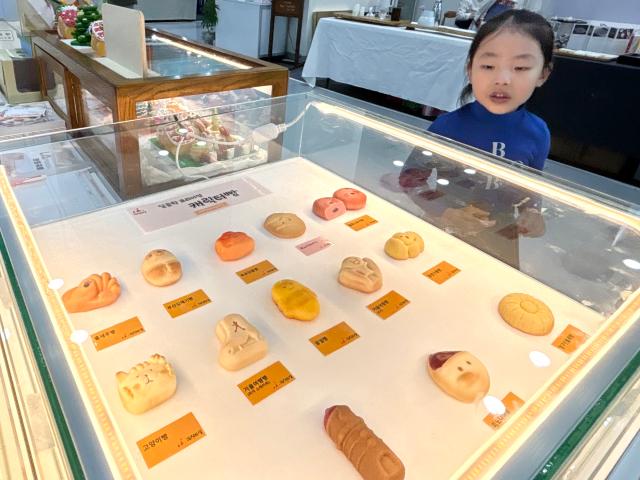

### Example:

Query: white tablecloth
xmin=303 ymin=18 xmax=471 ymax=112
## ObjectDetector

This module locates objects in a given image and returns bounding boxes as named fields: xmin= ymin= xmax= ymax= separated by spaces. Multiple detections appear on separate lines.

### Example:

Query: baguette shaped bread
xmin=324 ymin=405 xmax=405 ymax=480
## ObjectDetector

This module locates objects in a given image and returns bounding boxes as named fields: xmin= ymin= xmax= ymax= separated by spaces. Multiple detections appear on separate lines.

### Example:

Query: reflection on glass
xmin=145 ymin=33 xmax=249 ymax=78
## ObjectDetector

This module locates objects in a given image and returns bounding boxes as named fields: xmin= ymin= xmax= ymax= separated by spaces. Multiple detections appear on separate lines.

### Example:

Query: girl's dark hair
xmin=459 ymin=9 xmax=554 ymax=105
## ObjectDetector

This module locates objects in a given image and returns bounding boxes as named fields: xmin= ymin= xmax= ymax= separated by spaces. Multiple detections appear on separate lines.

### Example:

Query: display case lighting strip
xmin=311 ymin=100 xmax=640 ymax=479
xmin=152 ymin=35 xmax=252 ymax=70
xmin=311 ymin=102 xmax=640 ymax=234
xmin=0 ymin=168 xmax=138 ymax=479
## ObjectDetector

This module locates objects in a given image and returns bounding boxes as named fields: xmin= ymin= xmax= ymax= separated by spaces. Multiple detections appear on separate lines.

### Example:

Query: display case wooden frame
xmin=32 ymin=29 xmax=289 ymax=198
xmin=33 ymin=28 xmax=288 ymax=127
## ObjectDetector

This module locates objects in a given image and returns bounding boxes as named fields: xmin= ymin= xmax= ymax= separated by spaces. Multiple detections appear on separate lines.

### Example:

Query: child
xmin=429 ymin=10 xmax=554 ymax=171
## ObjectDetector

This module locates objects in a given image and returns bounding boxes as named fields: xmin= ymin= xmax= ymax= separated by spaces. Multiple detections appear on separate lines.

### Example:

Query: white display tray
xmin=30 ymin=158 xmax=604 ymax=479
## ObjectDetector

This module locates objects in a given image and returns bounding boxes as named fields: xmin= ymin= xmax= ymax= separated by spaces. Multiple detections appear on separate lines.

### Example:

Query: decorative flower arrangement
xmin=90 ymin=20 xmax=106 ymax=57
xmin=56 ymin=5 xmax=78 ymax=39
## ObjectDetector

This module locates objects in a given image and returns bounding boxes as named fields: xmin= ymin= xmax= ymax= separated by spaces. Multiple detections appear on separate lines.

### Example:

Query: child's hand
xmin=440 ymin=205 xmax=496 ymax=236
xmin=517 ymin=208 xmax=546 ymax=237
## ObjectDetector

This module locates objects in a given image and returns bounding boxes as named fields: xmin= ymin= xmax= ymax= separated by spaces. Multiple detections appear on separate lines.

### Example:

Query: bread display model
xmin=338 ymin=257 xmax=383 ymax=293
xmin=56 ymin=6 xmax=77 ymax=39
xmin=271 ymin=279 xmax=320 ymax=321
xmin=313 ymin=197 xmax=347 ymax=220
xmin=498 ymin=293 xmax=555 ymax=335
xmin=384 ymin=232 xmax=424 ymax=260
xmin=427 ymin=351 xmax=490 ymax=403
xmin=215 ymin=314 xmax=268 ymax=371
xmin=190 ymin=117 xmax=226 ymax=161
xmin=116 ymin=354 xmax=177 ymax=414
xmin=333 ymin=188 xmax=367 ymax=210
xmin=263 ymin=213 xmax=306 ymax=239
xmin=157 ymin=124 xmax=196 ymax=157
xmin=324 ymin=405 xmax=405 ymax=480
xmin=189 ymin=140 xmax=218 ymax=164
xmin=216 ymin=125 xmax=236 ymax=160
xmin=89 ymin=20 xmax=105 ymax=57
xmin=214 ymin=231 xmax=255 ymax=261
xmin=62 ymin=272 xmax=121 ymax=313
xmin=141 ymin=249 xmax=182 ymax=287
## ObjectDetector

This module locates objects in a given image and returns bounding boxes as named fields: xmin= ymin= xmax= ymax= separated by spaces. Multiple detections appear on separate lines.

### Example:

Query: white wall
xmin=549 ymin=0 xmax=640 ymax=25
xmin=1 ymin=0 xmax=19 ymax=21
xmin=299 ymin=0 xmax=356 ymax=56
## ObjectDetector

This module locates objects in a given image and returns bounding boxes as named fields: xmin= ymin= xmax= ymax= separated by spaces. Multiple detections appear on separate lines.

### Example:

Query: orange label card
xmin=236 ymin=260 xmax=278 ymax=284
xmin=423 ymin=261 xmax=461 ymax=284
xmin=91 ymin=317 xmax=144 ymax=351
xmin=163 ymin=289 xmax=211 ymax=318
xmin=552 ymin=324 xmax=589 ymax=354
xmin=136 ymin=413 xmax=206 ymax=468
xmin=238 ymin=361 xmax=295 ymax=405
xmin=309 ymin=321 xmax=360 ymax=356
xmin=367 ymin=290 xmax=410 ymax=320
xmin=346 ymin=215 xmax=378 ymax=231
xmin=483 ymin=392 xmax=525 ymax=430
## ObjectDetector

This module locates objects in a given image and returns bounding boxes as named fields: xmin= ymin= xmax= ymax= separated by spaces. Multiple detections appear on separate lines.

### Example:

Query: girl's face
xmin=468 ymin=29 xmax=550 ymax=114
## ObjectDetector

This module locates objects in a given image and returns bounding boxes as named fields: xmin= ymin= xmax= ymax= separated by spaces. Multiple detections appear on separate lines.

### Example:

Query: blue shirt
xmin=428 ymin=101 xmax=551 ymax=170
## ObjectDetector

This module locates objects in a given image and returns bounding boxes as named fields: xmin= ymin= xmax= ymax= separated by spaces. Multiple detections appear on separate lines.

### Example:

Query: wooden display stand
xmin=268 ymin=0 xmax=304 ymax=66
xmin=32 ymin=29 xmax=288 ymax=198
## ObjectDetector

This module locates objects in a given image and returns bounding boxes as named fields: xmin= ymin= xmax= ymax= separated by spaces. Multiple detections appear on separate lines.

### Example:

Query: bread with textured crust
xmin=324 ymin=405 xmax=405 ymax=480
xmin=264 ymin=213 xmax=306 ymax=238
xmin=62 ymin=272 xmax=121 ymax=313
xmin=116 ymin=354 xmax=176 ymax=414
xmin=141 ymin=249 xmax=182 ymax=287
xmin=214 ymin=232 xmax=255 ymax=261
xmin=498 ymin=293 xmax=554 ymax=335
xmin=338 ymin=257 xmax=382 ymax=293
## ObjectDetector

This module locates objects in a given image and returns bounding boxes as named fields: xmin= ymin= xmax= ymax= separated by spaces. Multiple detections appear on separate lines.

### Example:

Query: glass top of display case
xmin=144 ymin=30 xmax=246 ymax=78
xmin=0 ymin=91 xmax=638 ymax=479
xmin=31 ymin=28 xmax=273 ymax=84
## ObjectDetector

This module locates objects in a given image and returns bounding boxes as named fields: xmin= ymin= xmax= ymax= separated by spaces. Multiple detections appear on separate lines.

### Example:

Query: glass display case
xmin=0 ymin=92 xmax=638 ymax=479
xmin=32 ymin=28 xmax=289 ymax=129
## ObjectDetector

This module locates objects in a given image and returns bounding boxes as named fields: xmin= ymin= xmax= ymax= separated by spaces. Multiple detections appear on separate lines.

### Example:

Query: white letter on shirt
xmin=492 ymin=142 xmax=506 ymax=157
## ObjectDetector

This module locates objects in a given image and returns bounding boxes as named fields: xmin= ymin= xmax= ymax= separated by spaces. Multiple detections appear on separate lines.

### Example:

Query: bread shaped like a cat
xmin=116 ymin=354 xmax=177 ymax=414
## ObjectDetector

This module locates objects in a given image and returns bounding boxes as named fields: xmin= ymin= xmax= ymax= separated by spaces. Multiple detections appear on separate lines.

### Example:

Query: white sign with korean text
xmin=127 ymin=178 xmax=270 ymax=232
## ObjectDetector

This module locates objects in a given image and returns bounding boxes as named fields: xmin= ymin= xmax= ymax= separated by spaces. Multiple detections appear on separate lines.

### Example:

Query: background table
xmin=528 ymin=54 xmax=640 ymax=188
xmin=303 ymin=18 xmax=470 ymax=112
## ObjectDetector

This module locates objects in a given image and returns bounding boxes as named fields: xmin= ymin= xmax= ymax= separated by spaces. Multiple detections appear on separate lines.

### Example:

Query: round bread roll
xmin=498 ymin=293 xmax=554 ymax=335
xmin=141 ymin=249 xmax=182 ymax=287
xmin=215 ymin=231 xmax=255 ymax=261
xmin=263 ymin=213 xmax=306 ymax=239
xmin=384 ymin=231 xmax=424 ymax=260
